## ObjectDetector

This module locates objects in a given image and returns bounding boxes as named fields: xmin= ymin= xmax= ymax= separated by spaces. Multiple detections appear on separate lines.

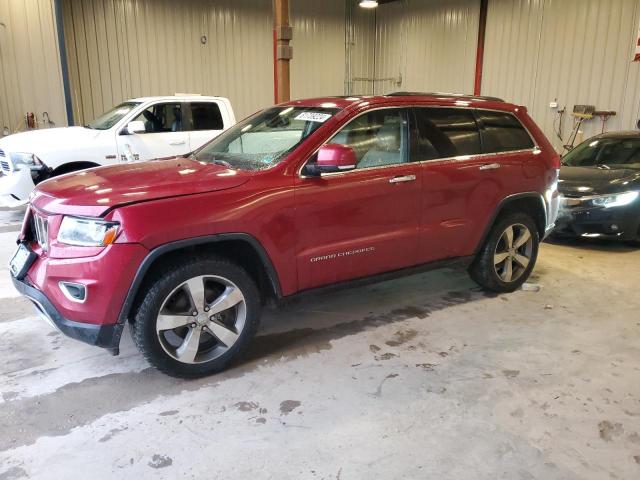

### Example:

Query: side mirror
xmin=305 ymin=144 xmax=356 ymax=176
xmin=125 ymin=120 xmax=146 ymax=135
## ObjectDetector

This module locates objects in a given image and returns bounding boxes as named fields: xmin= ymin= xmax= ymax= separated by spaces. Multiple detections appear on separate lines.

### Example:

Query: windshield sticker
xmin=295 ymin=112 xmax=332 ymax=123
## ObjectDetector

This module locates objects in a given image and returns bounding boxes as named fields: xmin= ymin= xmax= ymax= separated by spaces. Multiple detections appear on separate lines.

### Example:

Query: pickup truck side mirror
xmin=124 ymin=121 xmax=146 ymax=135
xmin=305 ymin=144 xmax=357 ymax=176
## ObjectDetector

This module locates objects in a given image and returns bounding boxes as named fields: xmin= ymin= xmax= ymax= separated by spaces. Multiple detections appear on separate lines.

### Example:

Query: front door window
xmin=132 ymin=103 xmax=183 ymax=133
xmin=327 ymin=109 xmax=408 ymax=169
xmin=117 ymin=102 xmax=189 ymax=162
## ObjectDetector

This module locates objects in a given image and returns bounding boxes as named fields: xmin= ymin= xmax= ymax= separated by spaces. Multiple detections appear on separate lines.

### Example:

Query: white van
xmin=0 ymin=95 xmax=235 ymax=207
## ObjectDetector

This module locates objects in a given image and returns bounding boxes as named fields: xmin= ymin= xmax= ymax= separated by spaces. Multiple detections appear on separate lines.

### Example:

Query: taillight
xmin=545 ymin=166 xmax=560 ymax=204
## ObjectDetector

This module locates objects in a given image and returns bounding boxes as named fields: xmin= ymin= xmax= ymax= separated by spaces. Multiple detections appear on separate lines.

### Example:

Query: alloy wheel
xmin=155 ymin=275 xmax=246 ymax=364
xmin=493 ymin=223 xmax=534 ymax=283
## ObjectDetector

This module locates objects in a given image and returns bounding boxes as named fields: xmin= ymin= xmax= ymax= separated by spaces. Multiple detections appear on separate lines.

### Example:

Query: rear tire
xmin=469 ymin=212 xmax=539 ymax=293
xmin=130 ymin=256 xmax=261 ymax=378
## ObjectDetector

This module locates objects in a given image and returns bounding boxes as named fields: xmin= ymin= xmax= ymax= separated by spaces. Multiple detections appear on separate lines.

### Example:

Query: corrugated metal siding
xmin=623 ymin=52 xmax=640 ymax=131
xmin=482 ymin=0 xmax=544 ymax=108
xmin=290 ymin=0 xmax=346 ymax=100
xmin=374 ymin=0 xmax=480 ymax=95
xmin=62 ymin=0 xmax=273 ymax=124
xmin=5 ymin=0 xmax=637 ymax=147
xmin=373 ymin=0 xmax=404 ymax=94
xmin=346 ymin=1 xmax=376 ymax=95
xmin=0 ymin=0 xmax=67 ymax=133
xmin=483 ymin=0 xmax=640 ymax=149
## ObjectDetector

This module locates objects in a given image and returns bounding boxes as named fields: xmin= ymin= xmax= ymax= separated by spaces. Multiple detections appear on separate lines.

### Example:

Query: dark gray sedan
xmin=556 ymin=131 xmax=640 ymax=243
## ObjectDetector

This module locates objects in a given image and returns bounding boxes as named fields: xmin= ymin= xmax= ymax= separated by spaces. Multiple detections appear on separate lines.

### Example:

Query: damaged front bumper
xmin=11 ymin=274 xmax=124 ymax=354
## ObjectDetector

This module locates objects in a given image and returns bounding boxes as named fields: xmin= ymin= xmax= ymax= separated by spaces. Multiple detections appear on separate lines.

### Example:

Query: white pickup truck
xmin=0 ymin=95 xmax=235 ymax=207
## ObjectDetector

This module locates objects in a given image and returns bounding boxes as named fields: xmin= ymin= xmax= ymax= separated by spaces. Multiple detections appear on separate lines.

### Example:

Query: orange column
xmin=473 ymin=0 xmax=489 ymax=95
xmin=273 ymin=0 xmax=292 ymax=103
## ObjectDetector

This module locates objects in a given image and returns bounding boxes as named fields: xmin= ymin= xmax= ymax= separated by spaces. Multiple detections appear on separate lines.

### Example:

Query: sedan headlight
xmin=590 ymin=191 xmax=639 ymax=208
xmin=10 ymin=152 xmax=42 ymax=169
xmin=58 ymin=216 xmax=120 ymax=247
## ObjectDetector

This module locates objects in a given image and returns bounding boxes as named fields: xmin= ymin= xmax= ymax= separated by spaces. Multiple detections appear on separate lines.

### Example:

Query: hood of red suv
xmin=31 ymin=157 xmax=251 ymax=216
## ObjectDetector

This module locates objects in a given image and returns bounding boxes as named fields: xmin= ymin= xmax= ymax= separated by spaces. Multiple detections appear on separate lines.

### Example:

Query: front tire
xmin=469 ymin=212 xmax=539 ymax=293
xmin=131 ymin=256 xmax=261 ymax=378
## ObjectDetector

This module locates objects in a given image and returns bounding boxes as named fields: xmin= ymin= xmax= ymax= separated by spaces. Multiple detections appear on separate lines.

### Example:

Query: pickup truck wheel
xmin=131 ymin=257 xmax=260 ymax=378
xmin=469 ymin=213 xmax=539 ymax=293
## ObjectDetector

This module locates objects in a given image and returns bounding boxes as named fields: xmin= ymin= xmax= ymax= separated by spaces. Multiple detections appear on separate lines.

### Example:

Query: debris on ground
xmin=521 ymin=283 xmax=542 ymax=292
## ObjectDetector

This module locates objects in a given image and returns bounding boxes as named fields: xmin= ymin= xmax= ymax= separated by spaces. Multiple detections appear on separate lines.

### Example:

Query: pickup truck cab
xmin=0 ymin=95 xmax=235 ymax=207
xmin=10 ymin=93 xmax=560 ymax=378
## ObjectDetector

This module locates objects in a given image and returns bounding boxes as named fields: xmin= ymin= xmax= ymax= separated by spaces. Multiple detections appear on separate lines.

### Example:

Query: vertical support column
xmin=54 ymin=0 xmax=74 ymax=125
xmin=474 ymin=0 xmax=488 ymax=96
xmin=273 ymin=0 xmax=292 ymax=103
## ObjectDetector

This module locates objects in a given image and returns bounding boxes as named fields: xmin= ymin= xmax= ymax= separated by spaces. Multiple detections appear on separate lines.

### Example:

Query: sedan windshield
xmin=192 ymin=106 xmax=339 ymax=171
xmin=563 ymin=137 xmax=640 ymax=169
xmin=86 ymin=102 xmax=142 ymax=130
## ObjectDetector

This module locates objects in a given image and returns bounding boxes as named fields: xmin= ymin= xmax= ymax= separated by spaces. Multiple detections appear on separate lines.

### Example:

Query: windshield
xmin=192 ymin=106 xmax=339 ymax=171
xmin=86 ymin=102 xmax=142 ymax=130
xmin=563 ymin=137 xmax=640 ymax=169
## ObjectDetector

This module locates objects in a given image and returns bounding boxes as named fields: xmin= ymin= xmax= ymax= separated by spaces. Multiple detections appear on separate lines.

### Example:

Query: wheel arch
xmin=51 ymin=161 xmax=102 ymax=176
xmin=475 ymin=192 xmax=546 ymax=255
xmin=118 ymin=234 xmax=282 ymax=327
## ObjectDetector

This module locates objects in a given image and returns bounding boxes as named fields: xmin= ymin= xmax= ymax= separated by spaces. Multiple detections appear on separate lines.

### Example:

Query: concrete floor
xmin=1 ymin=207 xmax=639 ymax=479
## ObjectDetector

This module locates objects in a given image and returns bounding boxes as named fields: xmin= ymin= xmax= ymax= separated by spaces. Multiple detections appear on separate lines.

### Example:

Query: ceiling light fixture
xmin=359 ymin=0 xmax=378 ymax=8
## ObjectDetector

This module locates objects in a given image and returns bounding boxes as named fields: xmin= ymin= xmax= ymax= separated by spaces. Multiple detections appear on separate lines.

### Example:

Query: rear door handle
xmin=479 ymin=163 xmax=501 ymax=171
xmin=169 ymin=140 xmax=186 ymax=146
xmin=389 ymin=174 xmax=416 ymax=184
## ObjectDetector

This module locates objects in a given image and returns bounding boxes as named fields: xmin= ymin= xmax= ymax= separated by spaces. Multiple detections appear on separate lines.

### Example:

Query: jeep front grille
xmin=0 ymin=149 xmax=5 ymax=157
xmin=33 ymin=213 xmax=49 ymax=252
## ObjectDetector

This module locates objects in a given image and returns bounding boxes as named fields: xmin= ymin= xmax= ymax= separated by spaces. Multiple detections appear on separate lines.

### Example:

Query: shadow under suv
xmin=10 ymin=93 xmax=560 ymax=377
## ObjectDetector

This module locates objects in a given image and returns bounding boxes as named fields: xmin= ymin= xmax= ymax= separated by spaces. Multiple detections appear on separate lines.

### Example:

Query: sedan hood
xmin=558 ymin=166 xmax=640 ymax=196
xmin=32 ymin=158 xmax=250 ymax=216
xmin=0 ymin=127 xmax=102 ymax=155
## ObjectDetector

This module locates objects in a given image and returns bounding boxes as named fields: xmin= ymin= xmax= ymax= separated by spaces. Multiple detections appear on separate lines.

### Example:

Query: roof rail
xmin=387 ymin=91 xmax=505 ymax=102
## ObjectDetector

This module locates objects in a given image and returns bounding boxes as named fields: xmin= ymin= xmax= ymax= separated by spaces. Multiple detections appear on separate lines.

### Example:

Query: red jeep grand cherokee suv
xmin=10 ymin=93 xmax=560 ymax=377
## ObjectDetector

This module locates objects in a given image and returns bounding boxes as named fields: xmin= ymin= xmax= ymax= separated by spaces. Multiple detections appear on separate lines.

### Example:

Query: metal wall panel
xmin=482 ymin=0 xmax=544 ymax=109
xmin=346 ymin=2 xmax=376 ymax=95
xmin=8 ymin=0 xmax=637 ymax=150
xmin=483 ymin=0 xmax=640 ymax=149
xmin=372 ymin=0 xmax=404 ymax=94
xmin=62 ymin=0 xmax=274 ymax=124
xmin=622 ymin=52 xmax=640 ymax=132
xmin=0 ymin=0 xmax=67 ymax=133
xmin=374 ymin=0 xmax=480 ymax=95
xmin=290 ymin=0 xmax=346 ymax=100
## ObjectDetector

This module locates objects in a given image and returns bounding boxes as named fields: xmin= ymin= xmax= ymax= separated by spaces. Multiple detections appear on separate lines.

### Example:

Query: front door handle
xmin=479 ymin=163 xmax=501 ymax=171
xmin=169 ymin=140 xmax=186 ymax=146
xmin=389 ymin=174 xmax=416 ymax=184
